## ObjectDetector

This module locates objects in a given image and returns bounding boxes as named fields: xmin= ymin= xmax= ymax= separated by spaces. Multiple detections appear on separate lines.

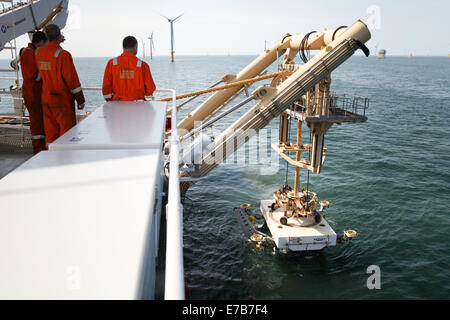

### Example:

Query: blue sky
xmin=2 ymin=0 xmax=450 ymax=57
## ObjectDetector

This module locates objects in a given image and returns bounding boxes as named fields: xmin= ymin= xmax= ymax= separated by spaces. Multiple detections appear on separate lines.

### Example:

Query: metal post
xmin=161 ymin=88 xmax=185 ymax=300
xmin=294 ymin=120 xmax=302 ymax=192
xmin=170 ymin=22 xmax=174 ymax=62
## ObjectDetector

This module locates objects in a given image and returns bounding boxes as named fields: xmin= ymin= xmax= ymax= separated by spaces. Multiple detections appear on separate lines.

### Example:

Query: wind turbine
xmin=148 ymin=32 xmax=155 ymax=59
xmin=141 ymin=38 xmax=146 ymax=58
xmin=161 ymin=13 xmax=183 ymax=62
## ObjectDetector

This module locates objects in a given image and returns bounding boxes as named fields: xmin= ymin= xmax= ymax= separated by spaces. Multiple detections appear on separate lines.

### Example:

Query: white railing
xmin=159 ymin=89 xmax=185 ymax=300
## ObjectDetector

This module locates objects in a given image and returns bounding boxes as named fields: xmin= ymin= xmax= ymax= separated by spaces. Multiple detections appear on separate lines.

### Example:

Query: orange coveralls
xmin=102 ymin=52 xmax=156 ymax=101
xmin=20 ymin=43 xmax=46 ymax=154
xmin=36 ymin=42 xmax=85 ymax=143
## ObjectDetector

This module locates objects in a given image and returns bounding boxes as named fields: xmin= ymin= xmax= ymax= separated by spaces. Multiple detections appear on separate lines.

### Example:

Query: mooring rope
xmin=158 ymin=70 xmax=292 ymax=112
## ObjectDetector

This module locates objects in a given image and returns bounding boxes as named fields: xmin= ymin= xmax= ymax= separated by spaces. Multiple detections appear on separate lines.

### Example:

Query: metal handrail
xmin=158 ymin=88 xmax=185 ymax=300
xmin=294 ymin=92 xmax=369 ymax=119
xmin=63 ymin=87 xmax=156 ymax=101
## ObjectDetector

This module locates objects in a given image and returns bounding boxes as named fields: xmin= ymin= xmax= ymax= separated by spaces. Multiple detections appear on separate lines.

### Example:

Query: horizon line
xmin=0 ymin=54 xmax=448 ymax=61
xmin=40 ymin=54 xmax=450 ymax=59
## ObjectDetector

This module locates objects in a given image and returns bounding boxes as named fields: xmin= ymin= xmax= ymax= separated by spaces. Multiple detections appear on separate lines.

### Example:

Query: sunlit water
xmin=1 ymin=55 xmax=449 ymax=299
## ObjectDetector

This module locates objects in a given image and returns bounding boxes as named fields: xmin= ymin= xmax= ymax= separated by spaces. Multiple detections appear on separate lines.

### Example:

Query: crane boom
xmin=0 ymin=0 xmax=69 ymax=50
xmin=179 ymin=20 xmax=371 ymax=193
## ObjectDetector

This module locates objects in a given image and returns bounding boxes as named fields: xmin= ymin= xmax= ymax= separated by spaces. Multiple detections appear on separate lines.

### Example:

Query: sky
xmin=1 ymin=0 xmax=449 ymax=58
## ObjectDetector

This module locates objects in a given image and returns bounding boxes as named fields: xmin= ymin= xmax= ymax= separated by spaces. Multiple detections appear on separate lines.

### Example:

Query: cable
xmin=332 ymin=26 xmax=347 ymax=41
xmin=299 ymin=31 xmax=316 ymax=64
xmin=164 ymin=161 xmax=170 ymax=177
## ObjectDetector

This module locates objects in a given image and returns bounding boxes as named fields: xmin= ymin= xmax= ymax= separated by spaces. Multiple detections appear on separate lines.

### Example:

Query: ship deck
xmin=0 ymin=120 xmax=33 ymax=179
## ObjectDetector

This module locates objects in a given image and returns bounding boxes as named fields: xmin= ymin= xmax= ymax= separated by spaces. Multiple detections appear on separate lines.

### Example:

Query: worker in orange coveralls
xmin=102 ymin=36 xmax=156 ymax=101
xmin=36 ymin=24 xmax=85 ymax=144
xmin=20 ymin=31 xmax=47 ymax=154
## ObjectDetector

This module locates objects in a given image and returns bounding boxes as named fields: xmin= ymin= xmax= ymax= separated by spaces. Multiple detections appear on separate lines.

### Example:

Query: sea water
xmin=0 ymin=55 xmax=448 ymax=299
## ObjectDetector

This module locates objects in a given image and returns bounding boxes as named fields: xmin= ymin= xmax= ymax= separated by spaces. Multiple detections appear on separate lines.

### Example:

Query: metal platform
xmin=260 ymin=200 xmax=337 ymax=251
xmin=0 ymin=120 xmax=33 ymax=179
xmin=0 ymin=123 xmax=32 ymax=151
xmin=288 ymin=93 xmax=370 ymax=123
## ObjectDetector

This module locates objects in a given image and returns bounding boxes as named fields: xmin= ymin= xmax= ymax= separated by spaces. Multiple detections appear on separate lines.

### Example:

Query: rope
xmin=158 ymin=71 xmax=291 ymax=110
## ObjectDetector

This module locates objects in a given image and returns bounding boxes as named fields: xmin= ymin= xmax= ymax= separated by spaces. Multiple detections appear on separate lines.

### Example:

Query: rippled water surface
xmin=1 ymin=55 xmax=449 ymax=299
